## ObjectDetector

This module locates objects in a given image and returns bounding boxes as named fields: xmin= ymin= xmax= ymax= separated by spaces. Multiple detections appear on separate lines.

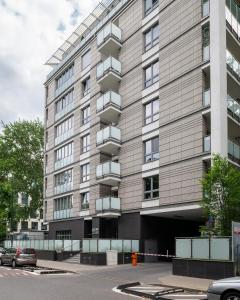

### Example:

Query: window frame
xmin=144 ymin=175 xmax=159 ymax=200
xmin=81 ymin=192 xmax=90 ymax=210
xmin=81 ymin=163 xmax=90 ymax=182
xmin=144 ymin=61 xmax=159 ymax=88
xmin=144 ymin=0 xmax=159 ymax=16
xmin=81 ymin=50 xmax=91 ymax=70
xmin=144 ymin=137 xmax=159 ymax=163
xmin=144 ymin=23 xmax=159 ymax=51
xmin=144 ymin=98 xmax=159 ymax=125
xmin=82 ymin=77 xmax=90 ymax=97
xmin=82 ymin=134 xmax=90 ymax=153
xmin=82 ymin=105 xmax=90 ymax=125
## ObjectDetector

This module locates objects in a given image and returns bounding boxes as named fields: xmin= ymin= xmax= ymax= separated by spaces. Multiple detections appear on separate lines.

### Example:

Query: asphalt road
xmin=0 ymin=262 xmax=171 ymax=300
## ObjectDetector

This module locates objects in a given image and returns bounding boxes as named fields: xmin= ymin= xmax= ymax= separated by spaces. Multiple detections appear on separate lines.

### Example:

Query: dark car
xmin=208 ymin=277 xmax=240 ymax=300
xmin=0 ymin=248 xmax=37 ymax=268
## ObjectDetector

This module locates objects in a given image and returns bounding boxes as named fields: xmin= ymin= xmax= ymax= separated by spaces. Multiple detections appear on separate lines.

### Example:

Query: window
xmin=82 ymin=50 xmax=91 ymax=70
xmin=30 ymin=211 xmax=37 ymax=219
xmin=31 ymin=222 xmax=38 ymax=230
xmin=55 ymin=116 xmax=74 ymax=138
xmin=144 ymin=0 xmax=159 ymax=16
xmin=81 ymin=192 xmax=89 ymax=210
xmin=45 ymin=86 xmax=49 ymax=99
xmin=144 ymin=61 xmax=159 ymax=88
xmin=21 ymin=221 xmax=28 ymax=231
xmin=46 ymin=108 xmax=48 ymax=121
xmin=54 ymin=195 xmax=73 ymax=211
xmin=56 ymin=230 xmax=72 ymax=240
xmin=144 ymin=23 xmax=159 ymax=51
xmin=55 ymin=169 xmax=73 ymax=187
xmin=82 ymin=134 xmax=90 ymax=153
xmin=45 ymin=155 xmax=48 ymax=167
xmin=56 ymin=64 xmax=74 ymax=89
xmin=144 ymin=99 xmax=159 ymax=125
xmin=44 ymin=201 xmax=47 ymax=219
xmin=21 ymin=193 xmax=28 ymax=206
xmin=45 ymin=178 xmax=48 ymax=191
xmin=40 ymin=209 xmax=43 ymax=219
xmin=82 ymin=105 xmax=90 ymax=125
xmin=46 ymin=131 xmax=48 ymax=144
xmin=81 ymin=163 xmax=90 ymax=182
xmin=55 ymin=89 xmax=74 ymax=114
xmin=202 ymin=24 xmax=210 ymax=61
xmin=55 ymin=142 xmax=73 ymax=162
xmin=144 ymin=137 xmax=159 ymax=162
xmin=82 ymin=77 xmax=90 ymax=97
xmin=144 ymin=175 xmax=159 ymax=199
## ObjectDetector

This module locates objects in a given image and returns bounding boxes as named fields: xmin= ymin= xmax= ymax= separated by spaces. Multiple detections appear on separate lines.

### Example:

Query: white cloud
xmin=0 ymin=0 xmax=98 ymax=124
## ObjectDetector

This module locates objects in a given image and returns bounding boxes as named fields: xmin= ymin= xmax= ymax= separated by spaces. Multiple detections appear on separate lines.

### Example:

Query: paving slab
xmin=159 ymin=275 xmax=213 ymax=292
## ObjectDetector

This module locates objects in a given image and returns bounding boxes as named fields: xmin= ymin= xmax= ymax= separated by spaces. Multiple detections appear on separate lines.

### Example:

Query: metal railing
xmin=227 ymin=95 xmax=240 ymax=123
xmin=97 ymin=57 xmax=121 ymax=79
xmin=226 ymin=2 xmax=240 ymax=41
xmin=96 ymin=161 xmax=121 ymax=178
xmin=228 ymin=139 xmax=240 ymax=165
xmin=96 ymin=126 xmax=121 ymax=146
xmin=96 ymin=91 xmax=121 ymax=113
xmin=226 ymin=50 xmax=240 ymax=81
xmin=97 ymin=23 xmax=122 ymax=47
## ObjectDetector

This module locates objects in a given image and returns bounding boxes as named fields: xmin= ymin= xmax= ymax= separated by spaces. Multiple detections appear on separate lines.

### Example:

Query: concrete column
xmin=210 ymin=0 xmax=228 ymax=157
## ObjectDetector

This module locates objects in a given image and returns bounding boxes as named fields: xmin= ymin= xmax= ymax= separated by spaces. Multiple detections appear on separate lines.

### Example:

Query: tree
xmin=0 ymin=120 xmax=44 ymax=236
xmin=201 ymin=154 xmax=240 ymax=236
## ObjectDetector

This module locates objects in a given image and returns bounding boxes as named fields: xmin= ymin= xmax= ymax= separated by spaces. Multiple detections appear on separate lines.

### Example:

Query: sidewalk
xmin=159 ymin=275 xmax=213 ymax=292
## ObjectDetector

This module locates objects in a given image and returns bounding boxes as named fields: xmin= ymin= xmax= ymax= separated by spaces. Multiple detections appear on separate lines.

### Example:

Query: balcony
xmin=55 ymin=128 xmax=74 ymax=145
xmin=55 ymin=155 xmax=74 ymax=170
xmin=55 ymin=77 xmax=74 ymax=98
xmin=203 ymin=89 xmax=211 ymax=107
xmin=96 ymin=91 xmax=121 ymax=123
xmin=97 ymin=23 xmax=122 ymax=57
xmin=96 ymin=126 xmax=121 ymax=155
xmin=226 ymin=50 xmax=240 ymax=82
xmin=226 ymin=2 xmax=240 ymax=41
xmin=96 ymin=161 xmax=121 ymax=186
xmin=96 ymin=197 xmax=121 ymax=218
xmin=96 ymin=57 xmax=122 ymax=91
xmin=227 ymin=95 xmax=240 ymax=123
xmin=54 ymin=182 xmax=73 ymax=195
xmin=228 ymin=140 xmax=240 ymax=165
xmin=203 ymin=136 xmax=211 ymax=153
xmin=53 ymin=209 xmax=73 ymax=220
xmin=203 ymin=45 xmax=210 ymax=62
xmin=55 ymin=102 xmax=74 ymax=121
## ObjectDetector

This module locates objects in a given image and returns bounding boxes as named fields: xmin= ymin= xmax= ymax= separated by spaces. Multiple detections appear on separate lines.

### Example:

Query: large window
xmin=82 ymin=134 xmax=90 ymax=153
xmin=144 ymin=175 xmax=159 ymax=200
xmin=144 ymin=23 xmax=159 ymax=51
xmin=56 ymin=64 xmax=74 ymax=89
xmin=144 ymin=0 xmax=159 ymax=16
xmin=144 ymin=137 xmax=159 ymax=162
xmin=144 ymin=61 xmax=159 ymax=88
xmin=55 ymin=169 xmax=73 ymax=187
xmin=55 ymin=142 xmax=73 ymax=162
xmin=144 ymin=99 xmax=159 ymax=125
xmin=82 ymin=77 xmax=90 ymax=97
xmin=81 ymin=192 xmax=89 ymax=210
xmin=21 ymin=221 xmax=28 ymax=231
xmin=56 ymin=89 xmax=74 ymax=114
xmin=81 ymin=163 xmax=90 ymax=182
xmin=82 ymin=50 xmax=91 ymax=70
xmin=202 ymin=23 xmax=210 ymax=61
xmin=55 ymin=116 xmax=74 ymax=138
xmin=56 ymin=230 xmax=72 ymax=240
xmin=31 ymin=222 xmax=38 ymax=231
xmin=82 ymin=105 xmax=90 ymax=125
xmin=54 ymin=195 xmax=73 ymax=211
xmin=21 ymin=193 xmax=28 ymax=206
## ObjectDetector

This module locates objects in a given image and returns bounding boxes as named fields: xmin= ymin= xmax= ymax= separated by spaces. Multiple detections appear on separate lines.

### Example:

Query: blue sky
xmin=0 ymin=0 xmax=98 ymax=124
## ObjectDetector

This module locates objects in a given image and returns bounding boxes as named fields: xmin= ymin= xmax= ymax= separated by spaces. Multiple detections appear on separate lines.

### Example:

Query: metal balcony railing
xmin=96 ymin=162 xmax=120 ymax=178
xmin=96 ymin=126 xmax=121 ymax=146
xmin=226 ymin=50 xmax=240 ymax=81
xmin=97 ymin=23 xmax=122 ymax=47
xmin=96 ymin=91 xmax=121 ymax=113
xmin=226 ymin=2 xmax=240 ymax=41
xmin=228 ymin=140 xmax=240 ymax=165
xmin=96 ymin=57 xmax=121 ymax=80
xmin=227 ymin=95 xmax=240 ymax=123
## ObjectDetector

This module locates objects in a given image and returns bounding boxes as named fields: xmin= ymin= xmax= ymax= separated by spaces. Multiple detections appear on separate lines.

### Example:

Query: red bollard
xmin=131 ymin=252 xmax=137 ymax=267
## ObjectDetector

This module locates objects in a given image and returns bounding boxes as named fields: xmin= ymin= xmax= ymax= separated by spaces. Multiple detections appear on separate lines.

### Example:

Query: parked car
xmin=0 ymin=248 xmax=37 ymax=268
xmin=208 ymin=277 xmax=240 ymax=300
xmin=0 ymin=247 xmax=5 ymax=258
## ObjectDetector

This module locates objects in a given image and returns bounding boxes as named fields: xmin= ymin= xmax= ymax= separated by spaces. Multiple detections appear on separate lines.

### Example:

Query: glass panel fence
xmin=123 ymin=240 xmax=131 ymax=252
xmin=210 ymin=238 xmax=230 ymax=260
xmin=89 ymin=239 xmax=98 ymax=252
xmin=132 ymin=240 xmax=140 ymax=252
xmin=96 ymin=91 xmax=121 ymax=112
xmin=111 ymin=197 xmax=120 ymax=210
xmin=176 ymin=239 xmax=191 ymax=258
xmin=192 ymin=238 xmax=209 ymax=259
xmin=111 ymin=240 xmax=123 ymax=252
xmin=98 ymin=240 xmax=111 ymax=252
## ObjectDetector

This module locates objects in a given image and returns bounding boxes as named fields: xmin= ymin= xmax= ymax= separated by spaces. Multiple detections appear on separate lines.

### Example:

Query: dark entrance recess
xmin=92 ymin=217 xmax=118 ymax=239
xmin=84 ymin=220 xmax=92 ymax=238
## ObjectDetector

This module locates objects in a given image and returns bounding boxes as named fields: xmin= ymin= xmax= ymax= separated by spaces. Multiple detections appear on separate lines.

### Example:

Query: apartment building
xmin=44 ymin=0 xmax=240 ymax=253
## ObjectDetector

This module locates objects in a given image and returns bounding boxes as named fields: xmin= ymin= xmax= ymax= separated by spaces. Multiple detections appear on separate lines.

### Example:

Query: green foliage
xmin=201 ymin=154 xmax=240 ymax=236
xmin=0 ymin=120 xmax=44 ymax=237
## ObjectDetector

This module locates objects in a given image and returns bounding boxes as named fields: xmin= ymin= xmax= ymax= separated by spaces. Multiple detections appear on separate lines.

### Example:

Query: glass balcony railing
xmin=97 ymin=23 xmax=122 ymax=47
xmin=203 ymin=89 xmax=211 ymax=107
xmin=96 ymin=126 xmax=121 ymax=146
xmin=202 ymin=0 xmax=210 ymax=17
xmin=96 ymin=197 xmax=121 ymax=212
xmin=226 ymin=50 xmax=240 ymax=81
xmin=55 ymin=102 xmax=74 ymax=121
xmin=96 ymin=91 xmax=121 ymax=113
xmin=96 ymin=162 xmax=120 ymax=178
xmin=54 ymin=182 xmax=73 ymax=195
xmin=203 ymin=136 xmax=211 ymax=152
xmin=227 ymin=95 xmax=240 ymax=123
xmin=55 ymin=77 xmax=74 ymax=98
xmin=53 ymin=209 xmax=73 ymax=220
xmin=203 ymin=45 xmax=210 ymax=62
xmin=55 ymin=128 xmax=74 ymax=145
xmin=226 ymin=2 xmax=240 ymax=41
xmin=97 ymin=57 xmax=121 ymax=80
xmin=55 ymin=155 xmax=74 ymax=170
xmin=228 ymin=140 xmax=240 ymax=165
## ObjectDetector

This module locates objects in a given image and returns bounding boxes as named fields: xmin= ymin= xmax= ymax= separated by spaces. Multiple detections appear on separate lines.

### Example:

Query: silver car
xmin=208 ymin=277 xmax=240 ymax=300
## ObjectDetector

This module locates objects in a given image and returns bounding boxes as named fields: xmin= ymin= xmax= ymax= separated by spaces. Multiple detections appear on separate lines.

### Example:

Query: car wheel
xmin=12 ymin=260 xmax=16 ymax=269
xmin=222 ymin=291 xmax=240 ymax=300
xmin=0 ymin=259 xmax=2 ymax=266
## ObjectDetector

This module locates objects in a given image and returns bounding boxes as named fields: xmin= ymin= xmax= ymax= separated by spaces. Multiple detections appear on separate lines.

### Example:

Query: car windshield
xmin=22 ymin=248 xmax=35 ymax=254
xmin=7 ymin=248 xmax=16 ymax=254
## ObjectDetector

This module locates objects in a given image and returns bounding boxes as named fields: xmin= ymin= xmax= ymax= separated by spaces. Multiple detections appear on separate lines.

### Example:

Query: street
xmin=0 ymin=262 xmax=171 ymax=300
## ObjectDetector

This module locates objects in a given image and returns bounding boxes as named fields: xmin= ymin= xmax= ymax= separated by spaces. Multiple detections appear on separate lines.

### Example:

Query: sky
xmin=0 ymin=0 xmax=98 ymax=125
